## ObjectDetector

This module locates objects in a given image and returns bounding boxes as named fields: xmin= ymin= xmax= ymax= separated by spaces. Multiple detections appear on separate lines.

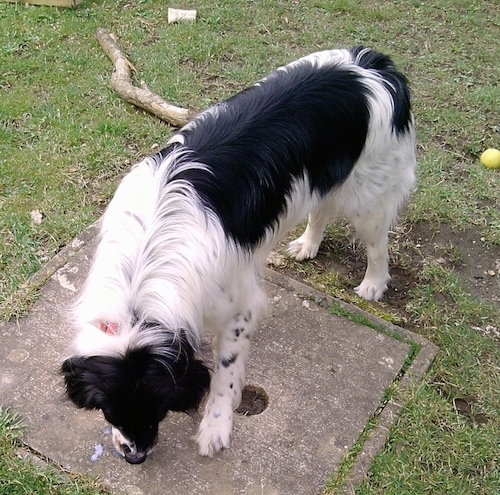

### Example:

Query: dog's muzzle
xmin=112 ymin=426 xmax=149 ymax=464
xmin=123 ymin=445 xmax=148 ymax=464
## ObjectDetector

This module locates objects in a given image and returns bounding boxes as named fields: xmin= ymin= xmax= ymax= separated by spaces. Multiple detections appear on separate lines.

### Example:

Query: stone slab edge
xmin=263 ymin=269 xmax=440 ymax=493
xmin=0 ymin=222 xmax=100 ymax=324
xmin=1 ymin=223 xmax=102 ymax=479
xmin=4 ymin=224 xmax=439 ymax=493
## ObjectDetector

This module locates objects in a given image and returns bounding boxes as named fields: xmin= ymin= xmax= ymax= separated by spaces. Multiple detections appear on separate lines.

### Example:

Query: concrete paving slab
xmin=0 ymin=225 xmax=438 ymax=495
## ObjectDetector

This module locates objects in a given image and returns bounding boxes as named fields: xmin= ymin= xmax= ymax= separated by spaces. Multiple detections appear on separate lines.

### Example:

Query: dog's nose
xmin=124 ymin=450 xmax=147 ymax=464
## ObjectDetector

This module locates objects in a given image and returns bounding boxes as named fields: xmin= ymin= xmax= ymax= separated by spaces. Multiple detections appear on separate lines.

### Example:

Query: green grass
xmin=0 ymin=0 xmax=499 ymax=493
xmin=356 ymin=382 xmax=498 ymax=495
xmin=347 ymin=265 xmax=500 ymax=494
xmin=0 ymin=408 xmax=108 ymax=494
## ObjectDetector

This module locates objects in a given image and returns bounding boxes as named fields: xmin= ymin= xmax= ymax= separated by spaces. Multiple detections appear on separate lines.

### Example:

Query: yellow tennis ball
xmin=480 ymin=148 xmax=500 ymax=169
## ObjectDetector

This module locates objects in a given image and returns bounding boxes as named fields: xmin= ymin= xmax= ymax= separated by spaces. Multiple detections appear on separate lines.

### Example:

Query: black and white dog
xmin=61 ymin=47 xmax=416 ymax=464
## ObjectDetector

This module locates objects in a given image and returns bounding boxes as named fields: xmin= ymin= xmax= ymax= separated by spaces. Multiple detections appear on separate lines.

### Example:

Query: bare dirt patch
xmin=270 ymin=222 xmax=499 ymax=327
xmin=408 ymin=223 xmax=499 ymax=304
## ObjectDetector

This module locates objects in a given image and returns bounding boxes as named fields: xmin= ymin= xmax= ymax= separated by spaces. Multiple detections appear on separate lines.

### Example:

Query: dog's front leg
xmin=195 ymin=310 xmax=256 ymax=457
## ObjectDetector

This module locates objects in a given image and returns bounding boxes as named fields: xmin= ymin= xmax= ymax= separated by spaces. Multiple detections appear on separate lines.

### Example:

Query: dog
xmin=61 ymin=46 xmax=416 ymax=464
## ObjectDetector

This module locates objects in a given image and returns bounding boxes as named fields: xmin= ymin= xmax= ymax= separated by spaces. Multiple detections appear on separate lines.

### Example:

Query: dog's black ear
xmin=169 ymin=357 xmax=211 ymax=413
xmin=60 ymin=356 xmax=106 ymax=410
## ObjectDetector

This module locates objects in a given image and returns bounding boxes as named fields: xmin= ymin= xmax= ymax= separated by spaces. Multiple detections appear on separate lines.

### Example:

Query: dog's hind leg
xmin=349 ymin=200 xmax=398 ymax=301
xmin=287 ymin=206 xmax=330 ymax=261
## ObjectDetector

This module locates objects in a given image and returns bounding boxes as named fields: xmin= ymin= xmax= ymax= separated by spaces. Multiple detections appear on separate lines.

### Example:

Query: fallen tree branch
xmin=95 ymin=28 xmax=197 ymax=127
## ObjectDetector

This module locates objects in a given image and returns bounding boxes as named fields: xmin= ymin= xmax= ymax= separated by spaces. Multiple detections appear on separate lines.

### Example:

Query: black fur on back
xmin=156 ymin=47 xmax=412 ymax=248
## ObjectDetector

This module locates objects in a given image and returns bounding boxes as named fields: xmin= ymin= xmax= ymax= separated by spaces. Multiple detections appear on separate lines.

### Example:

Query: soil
xmin=269 ymin=222 xmax=499 ymax=336
xmin=268 ymin=221 xmax=499 ymax=425
xmin=235 ymin=385 xmax=269 ymax=416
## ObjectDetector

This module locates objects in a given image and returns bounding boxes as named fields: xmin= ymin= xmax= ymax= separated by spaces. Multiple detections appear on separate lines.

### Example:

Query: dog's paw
xmin=195 ymin=404 xmax=233 ymax=457
xmin=287 ymin=237 xmax=320 ymax=261
xmin=354 ymin=278 xmax=388 ymax=301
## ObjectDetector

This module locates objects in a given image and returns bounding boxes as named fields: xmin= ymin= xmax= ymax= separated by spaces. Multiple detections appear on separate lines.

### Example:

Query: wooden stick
xmin=95 ymin=28 xmax=197 ymax=127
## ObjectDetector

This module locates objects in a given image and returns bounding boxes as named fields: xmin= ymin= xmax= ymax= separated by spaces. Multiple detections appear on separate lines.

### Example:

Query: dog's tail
xmin=350 ymin=46 xmax=412 ymax=135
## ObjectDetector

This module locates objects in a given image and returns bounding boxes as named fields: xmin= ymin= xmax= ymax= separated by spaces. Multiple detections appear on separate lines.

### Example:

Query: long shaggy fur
xmin=61 ymin=46 xmax=416 ymax=463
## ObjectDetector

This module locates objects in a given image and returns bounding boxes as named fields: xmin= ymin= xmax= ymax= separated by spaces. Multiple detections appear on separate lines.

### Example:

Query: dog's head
xmin=61 ymin=335 xmax=210 ymax=464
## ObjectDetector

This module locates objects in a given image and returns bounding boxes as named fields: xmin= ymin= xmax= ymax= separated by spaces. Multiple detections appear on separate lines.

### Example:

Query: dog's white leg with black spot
xmin=195 ymin=310 xmax=256 ymax=457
